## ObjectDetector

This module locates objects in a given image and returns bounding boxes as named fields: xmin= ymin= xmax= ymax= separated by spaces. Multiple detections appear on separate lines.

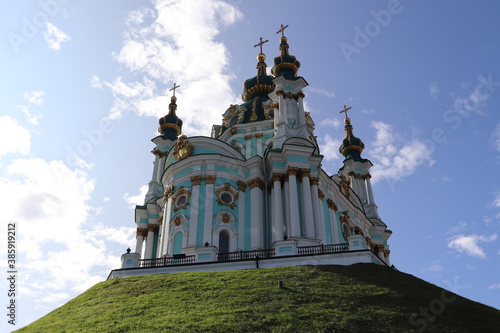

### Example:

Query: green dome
xmin=338 ymin=118 xmax=366 ymax=162
xmin=271 ymin=36 xmax=301 ymax=80
xmin=242 ymin=53 xmax=274 ymax=102
xmin=158 ymin=96 xmax=183 ymax=141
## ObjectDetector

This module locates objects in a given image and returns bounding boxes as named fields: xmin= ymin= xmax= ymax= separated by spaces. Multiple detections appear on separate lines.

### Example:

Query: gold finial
xmin=254 ymin=37 xmax=269 ymax=54
xmin=169 ymin=82 xmax=180 ymax=97
xmin=276 ymin=24 xmax=289 ymax=37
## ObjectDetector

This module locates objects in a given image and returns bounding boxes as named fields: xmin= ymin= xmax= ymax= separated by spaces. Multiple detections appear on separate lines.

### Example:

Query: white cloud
xmin=447 ymin=234 xmax=497 ymax=258
xmin=307 ymin=87 xmax=336 ymax=99
xmin=17 ymin=105 xmax=41 ymax=125
xmin=44 ymin=22 xmax=71 ymax=50
xmin=446 ymin=221 xmax=467 ymax=235
xmin=430 ymin=82 xmax=439 ymax=98
xmin=24 ymin=90 xmax=45 ymax=105
xmin=0 ymin=116 xmax=31 ymax=157
xmin=368 ymin=121 xmax=435 ymax=184
xmin=420 ymin=260 xmax=442 ymax=274
xmin=492 ymin=122 xmax=500 ymax=152
xmin=124 ymin=185 xmax=149 ymax=209
xmin=102 ymin=0 xmax=243 ymax=135
xmin=318 ymin=134 xmax=342 ymax=162
xmin=35 ymin=293 xmax=70 ymax=303
xmin=320 ymin=117 xmax=341 ymax=129
xmin=90 ymin=75 xmax=103 ymax=89
xmin=361 ymin=108 xmax=375 ymax=114
xmin=488 ymin=284 xmax=500 ymax=289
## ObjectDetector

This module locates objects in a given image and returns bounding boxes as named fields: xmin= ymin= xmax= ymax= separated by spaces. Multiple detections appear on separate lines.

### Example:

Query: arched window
xmin=219 ymin=229 xmax=230 ymax=254
xmin=173 ymin=232 xmax=183 ymax=255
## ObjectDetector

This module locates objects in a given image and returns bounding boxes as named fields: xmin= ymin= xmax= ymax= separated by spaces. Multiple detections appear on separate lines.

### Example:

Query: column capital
xmin=147 ymin=224 xmax=159 ymax=233
xmin=191 ymin=175 xmax=203 ymax=186
xmin=271 ymin=172 xmax=283 ymax=183
xmin=204 ymin=175 xmax=217 ymax=184
xmin=237 ymin=180 xmax=247 ymax=192
xmin=310 ymin=177 xmax=319 ymax=186
xmin=137 ymin=227 xmax=148 ymax=238
xmin=255 ymin=133 xmax=263 ymax=139
xmin=318 ymin=189 xmax=325 ymax=200
xmin=384 ymin=249 xmax=391 ymax=257
xmin=244 ymin=134 xmax=252 ymax=141
xmin=286 ymin=166 xmax=299 ymax=176
xmin=299 ymin=168 xmax=311 ymax=179
xmin=248 ymin=177 xmax=265 ymax=190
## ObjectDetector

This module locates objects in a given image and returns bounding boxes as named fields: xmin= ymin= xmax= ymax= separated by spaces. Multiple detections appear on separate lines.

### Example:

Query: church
xmin=110 ymin=25 xmax=392 ymax=278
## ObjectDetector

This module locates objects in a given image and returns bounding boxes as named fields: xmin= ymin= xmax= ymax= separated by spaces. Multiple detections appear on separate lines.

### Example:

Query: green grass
xmin=16 ymin=264 xmax=500 ymax=332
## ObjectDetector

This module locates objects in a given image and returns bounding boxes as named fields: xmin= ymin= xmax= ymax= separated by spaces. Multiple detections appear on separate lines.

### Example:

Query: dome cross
xmin=340 ymin=105 xmax=352 ymax=119
xmin=276 ymin=24 xmax=289 ymax=37
xmin=254 ymin=37 xmax=269 ymax=54
xmin=169 ymin=83 xmax=180 ymax=97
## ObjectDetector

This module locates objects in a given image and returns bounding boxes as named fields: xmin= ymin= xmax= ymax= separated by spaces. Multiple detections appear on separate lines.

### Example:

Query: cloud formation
xmin=367 ymin=121 xmax=434 ymax=184
xmin=447 ymin=234 xmax=497 ymax=258
xmin=0 ymin=116 xmax=31 ymax=157
xmin=44 ymin=23 xmax=71 ymax=50
xmin=102 ymin=0 xmax=243 ymax=136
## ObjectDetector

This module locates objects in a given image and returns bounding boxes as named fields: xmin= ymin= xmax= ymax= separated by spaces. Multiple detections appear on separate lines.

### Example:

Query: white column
xmin=245 ymin=135 xmax=252 ymax=159
xmin=311 ymin=178 xmax=325 ymax=242
xmin=256 ymin=133 xmax=263 ymax=156
xmin=135 ymin=228 xmax=147 ymax=256
xmin=283 ymin=179 xmax=291 ymax=237
xmin=203 ymin=175 xmax=216 ymax=246
xmin=377 ymin=245 xmax=385 ymax=261
xmin=287 ymin=167 xmax=301 ymax=237
xmin=330 ymin=205 xmax=339 ymax=244
xmin=249 ymin=178 xmax=263 ymax=249
xmin=187 ymin=176 xmax=202 ymax=247
xmin=297 ymin=95 xmax=305 ymax=125
xmin=384 ymin=250 xmax=391 ymax=266
xmin=366 ymin=176 xmax=375 ymax=205
xmin=237 ymin=181 xmax=246 ymax=250
xmin=144 ymin=224 xmax=158 ymax=259
xmin=271 ymin=173 xmax=284 ymax=242
xmin=161 ymin=190 xmax=173 ymax=255
xmin=300 ymin=169 xmax=315 ymax=238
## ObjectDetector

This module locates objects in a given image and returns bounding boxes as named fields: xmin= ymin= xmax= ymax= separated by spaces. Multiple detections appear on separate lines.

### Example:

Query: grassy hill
xmin=16 ymin=264 xmax=500 ymax=332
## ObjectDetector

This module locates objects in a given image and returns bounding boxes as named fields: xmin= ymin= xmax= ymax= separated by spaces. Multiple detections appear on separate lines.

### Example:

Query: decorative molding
xmin=339 ymin=211 xmax=350 ymax=224
xmin=172 ymin=186 xmax=191 ymax=212
xmin=339 ymin=175 xmax=351 ymax=197
xmin=244 ymin=134 xmax=252 ymax=141
xmin=204 ymin=175 xmax=217 ymax=185
xmin=151 ymin=148 xmax=165 ymax=158
xmin=275 ymin=89 xmax=305 ymax=100
xmin=348 ymin=171 xmax=372 ymax=180
xmin=215 ymin=182 xmax=239 ymax=209
xmin=248 ymin=178 xmax=265 ymax=190
xmin=190 ymin=175 xmax=203 ymax=186
xmin=230 ymin=127 xmax=237 ymax=135
xmin=310 ymin=177 xmax=319 ymax=186
xmin=384 ymin=249 xmax=390 ymax=257
xmin=327 ymin=198 xmax=337 ymax=211
xmin=173 ymin=135 xmax=193 ymax=160
xmin=271 ymin=172 xmax=283 ymax=183
xmin=164 ymin=186 xmax=174 ymax=200
xmin=255 ymin=133 xmax=263 ymax=139
xmin=318 ymin=189 xmax=325 ymax=200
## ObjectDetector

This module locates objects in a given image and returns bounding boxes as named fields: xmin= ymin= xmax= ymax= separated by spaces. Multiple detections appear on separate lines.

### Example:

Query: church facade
xmin=114 ymin=26 xmax=392 ymax=276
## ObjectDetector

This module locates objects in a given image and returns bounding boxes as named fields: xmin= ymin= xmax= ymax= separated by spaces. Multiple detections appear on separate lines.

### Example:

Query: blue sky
xmin=1 ymin=0 xmax=500 ymax=330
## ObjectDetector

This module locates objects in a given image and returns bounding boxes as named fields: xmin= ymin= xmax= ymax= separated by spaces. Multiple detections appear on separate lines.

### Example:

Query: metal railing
xmin=139 ymin=255 xmax=195 ymax=268
xmin=217 ymin=249 xmax=275 ymax=262
xmin=297 ymin=243 xmax=349 ymax=256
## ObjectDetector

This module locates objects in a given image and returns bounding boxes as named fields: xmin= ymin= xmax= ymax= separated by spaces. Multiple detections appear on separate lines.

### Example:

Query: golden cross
xmin=276 ymin=24 xmax=289 ymax=37
xmin=254 ymin=37 xmax=269 ymax=53
xmin=339 ymin=105 xmax=352 ymax=118
xmin=169 ymin=83 xmax=180 ymax=97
